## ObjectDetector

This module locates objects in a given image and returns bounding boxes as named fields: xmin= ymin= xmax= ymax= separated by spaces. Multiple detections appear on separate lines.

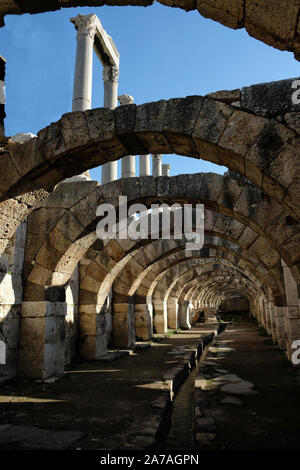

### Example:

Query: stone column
xmin=135 ymin=303 xmax=152 ymax=340
xmin=102 ymin=65 xmax=119 ymax=184
xmin=118 ymin=94 xmax=135 ymax=178
xmin=178 ymin=301 xmax=192 ymax=329
xmin=152 ymin=154 xmax=162 ymax=177
xmin=162 ymin=164 xmax=171 ymax=176
xmin=274 ymin=306 xmax=286 ymax=348
xmin=70 ymin=14 xmax=97 ymax=112
xmin=139 ymin=155 xmax=151 ymax=176
xmin=167 ymin=297 xmax=179 ymax=329
xmin=153 ymin=299 xmax=167 ymax=334
xmin=112 ymin=303 xmax=135 ymax=348
xmin=69 ymin=14 xmax=97 ymax=182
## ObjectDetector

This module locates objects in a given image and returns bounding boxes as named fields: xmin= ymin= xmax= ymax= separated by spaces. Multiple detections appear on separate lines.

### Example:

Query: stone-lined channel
xmin=163 ymin=363 xmax=200 ymax=449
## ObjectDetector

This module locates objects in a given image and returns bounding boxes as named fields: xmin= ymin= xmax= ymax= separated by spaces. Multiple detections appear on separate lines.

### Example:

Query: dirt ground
xmin=1 ymin=320 xmax=299 ymax=451
xmin=195 ymin=320 xmax=300 ymax=450
xmin=0 ymin=325 xmax=214 ymax=450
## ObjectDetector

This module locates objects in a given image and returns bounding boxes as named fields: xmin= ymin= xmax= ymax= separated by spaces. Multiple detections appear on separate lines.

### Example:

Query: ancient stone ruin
xmin=0 ymin=0 xmax=299 ymax=453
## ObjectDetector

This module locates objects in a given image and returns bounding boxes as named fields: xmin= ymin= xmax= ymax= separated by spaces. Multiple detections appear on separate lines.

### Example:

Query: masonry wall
xmin=220 ymin=297 xmax=250 ymax=313
xmin=0 ymin=221 xmax=26 ymax=382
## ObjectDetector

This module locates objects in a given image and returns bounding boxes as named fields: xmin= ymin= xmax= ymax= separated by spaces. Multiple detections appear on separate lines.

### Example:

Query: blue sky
xmin=1 ymin=3 xmax=299 ymax=181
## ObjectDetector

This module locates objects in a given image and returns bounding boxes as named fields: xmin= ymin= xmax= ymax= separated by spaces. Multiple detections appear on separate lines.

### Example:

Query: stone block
xmin=135 ymin=100 xmax=171 ymax=154
xmin=163 ymin=96 xmax=203 ymax=157
xmin=193 ymin=99 xmax=234 ymax=164
xmin=241 ymin=77 xmax=300 ymax=117
xmin=9 ymin=137 xmax=45 ymax=177
xmin=115 ymin=103 xmax=147 ymax=155
xmin=206 ymin=88 xmax=241 ymax=103
xmin=197 ymin=0 xmax=244 ymax=29
xmin=219 ymin=110 xmax=267 ymax=159
xmin=245 ymin=0 xmax=299 ymax=51
xmin=0 ymin=151 xmax=21 ymax=193
xmin=37 ymin=121 xmax=66 ymax=164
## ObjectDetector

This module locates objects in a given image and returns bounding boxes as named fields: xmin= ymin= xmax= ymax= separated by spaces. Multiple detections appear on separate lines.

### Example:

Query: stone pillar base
xmin=153 ymin=300 xmax=167 ymax=334
xmin=19 ymin=301 xmax=66 ymax=379
xmin=113 ymin=303 xmax=135 ymax=348
xmin=178 ymin=301 xmax=192 ymax=329
xmin=79 ymin=304 xmax=107 ymax=359
xmin=275 ymin=307 xmax=286 ymax=349
xmin=167 ymin=298 xmax=178 ymax=330
xmin=135 ymin=304 xmax=152 ymax=340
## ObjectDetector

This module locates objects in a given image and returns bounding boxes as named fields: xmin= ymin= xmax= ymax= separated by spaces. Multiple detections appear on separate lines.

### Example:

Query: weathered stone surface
xmin=285 ymin=112 xmax=300 ymax=134
xmin=245 ymin=0 xmax=300 ymax=51
xmin=241 ymin=78 xmax=300 ymax=117
xmin=197 ymin=0 xmax=244 ymax=28
xmin=8 ymin=138 xmax=45 ymax=177
xmin=115 ymin=103 xmax=147 ymax=155
xmin=193 ymin=99 xmax=234 ymax=164
xmin=245 ymin=120 xmax=295 ymax=187
xmin=163 ymin=96 xmax=203 ymax=157
xmin=219 ymin=110 xmax=267 ymax=158
xmin=0 ymin=151 xmax=21 ymax=193
xmin=159 ymin=0 xmax=196 ymax=11
xmin=206 ymin=88 xmax=241 ymax=103
xmin=85 ymin=107 xmax=127 ymax=163
xmin=37 ymin=121 xmax=66 ymax=163
xmin=135 ymin=100 xmax=170 ymax=154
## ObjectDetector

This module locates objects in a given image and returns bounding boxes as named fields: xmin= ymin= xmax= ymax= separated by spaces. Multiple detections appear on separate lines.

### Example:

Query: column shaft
xmin=139 ymin=154 xmax=150 ymax=176
xmin=102 ymin=65 xmax=119 ymax=184
xmin=152 ymin=154 xmax=162 ymax=177
xmin=122 ymin=155 xmax=135 ymax=178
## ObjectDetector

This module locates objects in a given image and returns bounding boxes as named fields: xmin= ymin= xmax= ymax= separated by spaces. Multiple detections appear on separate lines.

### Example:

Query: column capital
xmin=103 ymin=65 xmax=119 ymax=83
xmin=70 ymin=14 xmax=98 ymax=40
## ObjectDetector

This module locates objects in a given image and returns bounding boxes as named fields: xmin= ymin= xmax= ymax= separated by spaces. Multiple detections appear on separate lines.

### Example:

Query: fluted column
xmin=119 ymin=94 xmax=135 ymax=178
xmin=102 ymin=65 xmax=119 ymax=184
xmin=71 ymin=14 xmax=97 ymax=112
xmin=152 ymin=154 xmax=162 ymax=176
xmin=139 ymin=155 xmax=150 ymax=176
xmin=68 ymin=14 xmax=97 ymax=183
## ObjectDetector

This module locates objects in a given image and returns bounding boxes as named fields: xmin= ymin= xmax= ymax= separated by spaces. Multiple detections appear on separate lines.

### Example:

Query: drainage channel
xmin=163 ymin=362 xmax=200 ymax=450
xmin=160 ymin=325 xmax=226 ymax=450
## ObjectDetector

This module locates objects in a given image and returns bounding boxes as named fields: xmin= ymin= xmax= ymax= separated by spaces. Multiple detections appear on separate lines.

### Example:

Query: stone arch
xmin=2 ymin=95 xmax=299 ymax=231
xmin=146 ymin=255 xmax=266 ymax=330
xmin=18 ymin=172 xmax=299 ymax=377
xmin=1 ymin=1 xmax=300 ymax=61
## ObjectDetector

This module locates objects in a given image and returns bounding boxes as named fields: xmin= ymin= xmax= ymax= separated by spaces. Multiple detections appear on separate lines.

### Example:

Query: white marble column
xmin=102 ymin=65 xmax=119 ymax=184
xmin=70 ymin=14 xmax=97 ymax=112
xmin=162 ymin=164 xmax=171 ymax=176
xmin=118 ymin=94 xmax=135 ymax=179
xmin=139 ymin=155 xmax=150 ymax=176
xmin=68 ymin=14 xmax=97 ymax=183
xmin=152 ymin=154 xmax=162 ymax=177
